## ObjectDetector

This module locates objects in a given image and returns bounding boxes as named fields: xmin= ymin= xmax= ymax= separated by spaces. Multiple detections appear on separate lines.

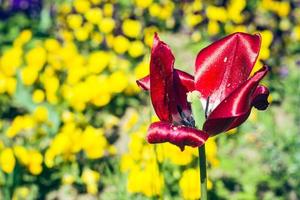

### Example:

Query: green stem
xmin=188 ymin=91 xmax=208 ymax=200
xmin=199 ymin=145 xmax=207 ymax=200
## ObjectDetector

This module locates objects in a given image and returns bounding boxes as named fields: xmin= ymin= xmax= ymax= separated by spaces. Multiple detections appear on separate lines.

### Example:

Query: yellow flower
xmin=62 ymin=174 xmax=75 ymax=185
xmin=157 ymin=143 xmax=196 ymax=165
xmin=85 ymin=8 xmax=102 ymax=24
xmin=27 ymin=150 xmax=43 ymax=175
xmin=44 ymin=38 xmax=61 ymax=52
xmin=149 ymin=3 xmax=161 ymax=17
xmin=26 ymin=46 xmax=47 ymax=71
xmin=91 ymin=32 xmax=104 ymax=45
xmin=0 ymin=148 xmax=16 ymax=173
xmin=103 ymin=3 xmax=114 ymax=17
xmin=122 ymin=19 xmax=142 ymax=38
xmin=180 ymin=168 xmax=213 ymax=200
xmin=206 ymin=6 xmax=227 ymax=22
xmin=33 ymin=106 xmax=48 ymax=123
xmin=21 ymin=67 xmax=38 ymax=86
xmin=32 ymin=89 xmax=45 ymax=103
xmin=13 ymin=30 xmax=32 ymax=47
xmin=88 ymin=51 xmax=110 ymax=74
xmin=74 ymin=0 xmax=91 ymax=13
xmin=67 ymin=14 xmax=83 ymax=29
xmin=109 ymin=71 xmax=129 ymax=93
xmin=14 ymin=146 xmax=29 ymax=165
xmin=81 ymin=126 xmax=108 ymax=159
xmin=227 ymin=0 xmax=246 ymax=23
xmin=128 ymin=40 xmax=145 ymax=58
xmin=112 ymin=35 xmax=130 ymax=54
xmin=127 ymin=163 xmax=164 ymax=197
xmin=5 ymin=77 xmax=17 ymax=95
xmin=135 ymin=0 xmax=153 ymax=9
xmin=207 ymin=20 xmax=220 ymax=36
xmin=98 ymin=18 xmax=115 ymax=34
xmin=0 ymin=47 xmax=22 ymax=76
xmin=74 ymin=27 xmax=89 ymax=41
xmin=81 ymin=168 xmax=100 ymax=195
xmin=90 ymin=0 xmax=101 ymax=5
xmin=185 ymin=14 xmax=203 ymax=27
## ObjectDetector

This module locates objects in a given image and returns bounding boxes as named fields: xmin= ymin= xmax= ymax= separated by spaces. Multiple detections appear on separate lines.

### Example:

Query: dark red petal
xmin=136 ymin=75 xmax=150 ymax=90
xmin=203 ymin=66 xmax=269 ymax=135
xmin=147 ymin=121 xmax=209 ymax=151
xmin=252 ymin=85 xmax=269 ymax=110
xmin=174 ymin=69 xmax=195 ymax=92
xmin=150 ymin=33 xmax=176 ymax=122
xmin=195 ymin=32 xmax=261 ymax=109
xmin=136 ymin=69 xmax=194 ymax=92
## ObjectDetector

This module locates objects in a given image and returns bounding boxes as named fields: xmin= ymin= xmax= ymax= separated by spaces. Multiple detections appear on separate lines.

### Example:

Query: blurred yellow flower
xmin=21 ymin=67 xmax=38 ymax=86
xmin=62 ymin=174 xmax=75 ymax=185
xmin=67 ymin=14 xmax=83 ymax=29
xmin=128 ymin=40 xmax=145 ymax=58
xmin=207 ymin=6 xmax=228 ymax=22
xmin=179 ymin=168 xmax=213 ymax=200
xmin=88 ymin=51 xmax=110 ymax=74
xmin=14 ymin=145 xmax=29 ymax=165
xmin=28 ymin=150 xmax=43 ymax=175
xmin=0 ymin=47 xmax=22 ymax=76
xmin=32 ymin=89 xmax=45 ymax=103
xmin=0 ymin=148 xmax=16 ymax=173
xmin=98 ymin=17 xmax=115 ymax=34
xmin=208 ymin=20 xmax=220 ymax=36
xmin=103 ymin=3 xmax=114 ymax=17
xmin=112 ymin=35 xmax=130 ymax=54
xmin=122 ymin=19 xmax=142 ymax=38
xmin=81 ymin=126 xmax=108 ymax=159
xmin=135 ymin=0 xmax=153 ymax=9
xmin=13 ymin=30 xmax=32 ymax=47
xmin=185 ymin=14 xmax=203 ymax=28
xmin=127 ymin=163 xmax=164 ymax=197
xmin=85 ymin=8 xmax=102 ymax=24
xmin=81 ymin=168 xmax=100 ymax=195
xmin=74 ymin=0 xmax=91 ymax=13
xmin=109 ymin=71 xmax=129 ymax=93
xmin=33 ymin=106 xmax=49 ymax=123
xmin=74 ymin=27 xmax=90 ymax=41
xmin=25 ymin=46 xmax=47 ymax=71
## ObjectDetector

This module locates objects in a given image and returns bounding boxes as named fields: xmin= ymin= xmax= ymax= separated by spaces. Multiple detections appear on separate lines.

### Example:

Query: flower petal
xmin=195 ymin=32 xmax=261 ymax=111
xmin=136 ymin=75 xmax=150 ymax=90
xmin=147 ymin=121 xmax=209 ymax=151
xmin=149 ymin=34 xmax=194 ymax=123
xmin=252 ymin=85 xmax=269 ymax=110
xmin=136 ymin=69 xmax=194 ymax=91
xmin=203 ymin=66 xmax=269 ymax=135
xmin=150 ymin=33 xmax=176 ymax=122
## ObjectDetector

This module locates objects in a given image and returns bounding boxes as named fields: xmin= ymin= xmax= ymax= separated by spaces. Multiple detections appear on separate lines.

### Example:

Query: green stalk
xmin=188 ymin=91 xmax=208 ymax=200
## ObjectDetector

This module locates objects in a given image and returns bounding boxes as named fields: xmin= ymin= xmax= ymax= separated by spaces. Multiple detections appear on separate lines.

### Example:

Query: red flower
xmin=137 ymin=32 xmax=270 ymax=150
xmin=137 ymin=33 xmax=209 ymax=150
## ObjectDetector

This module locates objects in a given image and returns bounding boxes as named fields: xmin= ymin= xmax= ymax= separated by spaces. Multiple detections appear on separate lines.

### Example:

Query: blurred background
xmin=0 ymin=0 xmax=299 ymax=199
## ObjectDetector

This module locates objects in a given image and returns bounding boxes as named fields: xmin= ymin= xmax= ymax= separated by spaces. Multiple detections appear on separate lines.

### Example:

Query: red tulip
xmin=136 ymin=32 xmax=270 ymax=150
xmin=137 ymin=33 xmax=209 ymax=151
